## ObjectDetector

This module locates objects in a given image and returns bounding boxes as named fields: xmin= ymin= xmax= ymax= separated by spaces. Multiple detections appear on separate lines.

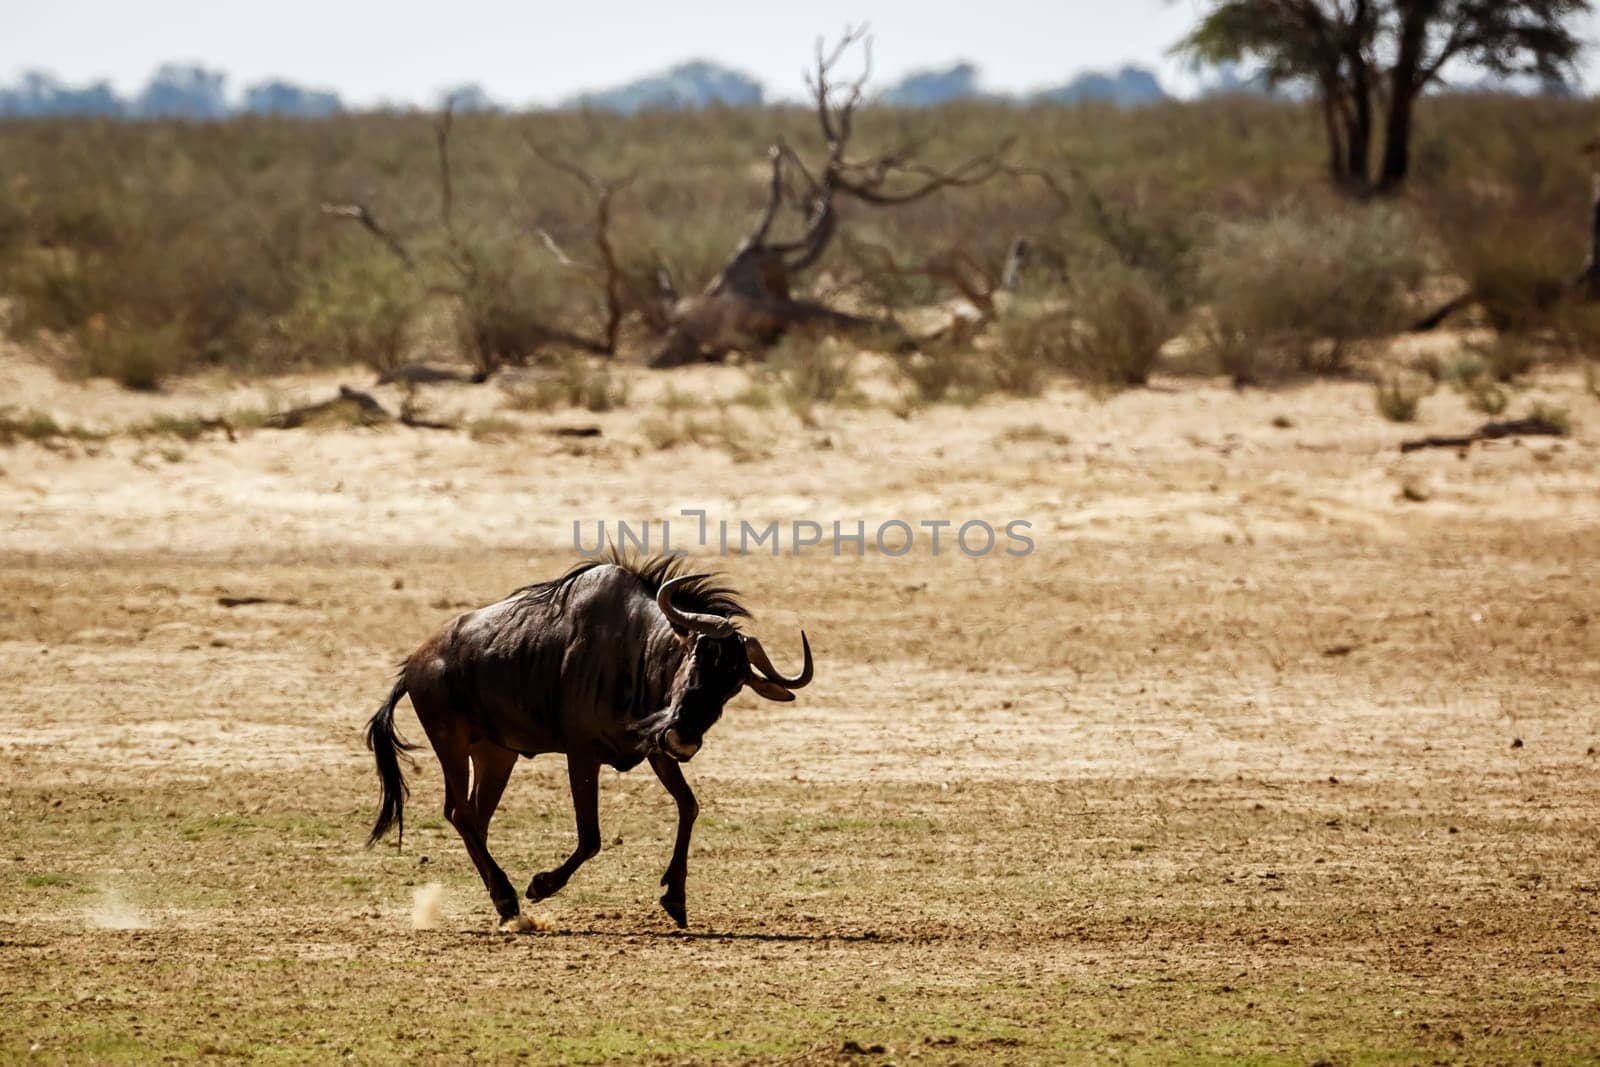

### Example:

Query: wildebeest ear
xmin=745 ymin=677 xmax=796 ymax=703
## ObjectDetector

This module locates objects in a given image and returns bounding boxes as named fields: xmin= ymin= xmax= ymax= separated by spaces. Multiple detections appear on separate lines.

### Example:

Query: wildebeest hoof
xmin=660 ymin=893 xmax=687 ymax=928
xmin=527 ymin=871 xmax=560 ymax=901
xmin=497 ymin=912 xmax=552 ymax=934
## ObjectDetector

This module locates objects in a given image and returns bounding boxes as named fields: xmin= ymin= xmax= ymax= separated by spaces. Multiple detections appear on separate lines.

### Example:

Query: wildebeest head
xmin=649 ymin=574 xmax=813 ymax=762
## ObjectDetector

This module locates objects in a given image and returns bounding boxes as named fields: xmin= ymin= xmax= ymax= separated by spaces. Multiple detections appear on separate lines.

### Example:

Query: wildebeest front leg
xmin=527 ymin=754 xmax=601 ymax=902
xmin=648 ymin=752 xmax=698 ymax=928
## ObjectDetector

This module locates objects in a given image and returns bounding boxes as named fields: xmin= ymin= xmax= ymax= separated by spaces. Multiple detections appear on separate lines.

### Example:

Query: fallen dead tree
xmin=262 ymin=386 xmax=454 ymax=431
xmin=649 ymin=29 xmax=1010 ymax=368
xmin=1399 ymin=414 xmax=1569 ymax=453
xmin=375 ymin=363 xmax=490 ymax=386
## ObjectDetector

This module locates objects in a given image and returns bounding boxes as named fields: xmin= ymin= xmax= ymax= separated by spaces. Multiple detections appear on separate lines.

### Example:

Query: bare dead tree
xmin=527 ymin=143 xmax=632 ymax=356
xmin=648 ymin=28 xmax=1010 ymax=368
xmin=838 ymin=234 xmax=1009 ymax=348
xmin=322 ymin=98 xmax=631 ymax=379
xmin=318 ymin=203 xmax=415 ymax=270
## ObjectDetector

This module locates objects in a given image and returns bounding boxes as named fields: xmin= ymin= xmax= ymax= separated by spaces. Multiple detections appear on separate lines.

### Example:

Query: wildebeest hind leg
xmin=648 ymin=753 xmax=697 ymax=928
xmin=419 ymin=710 xmax=520 ymax=922
xmin=527 ymin=754 xmax=601 ymax=902
xmin=466 ymin=742 xmax=518 ymax=843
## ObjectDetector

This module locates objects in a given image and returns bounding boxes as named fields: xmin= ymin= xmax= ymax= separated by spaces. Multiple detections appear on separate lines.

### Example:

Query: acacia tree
xmin=1179 ymin=1 xmax=1590 ymax=193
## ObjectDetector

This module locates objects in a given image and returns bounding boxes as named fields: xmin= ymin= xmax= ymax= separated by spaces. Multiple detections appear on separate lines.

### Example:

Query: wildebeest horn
xmin=742 ymin=632 xmax=813 ymax=690
xmin=656 ymin=575 xmax=737 ymax=637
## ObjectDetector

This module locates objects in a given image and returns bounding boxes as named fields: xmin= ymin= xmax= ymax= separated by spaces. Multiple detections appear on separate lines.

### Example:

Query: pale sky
xmin=9 ymin=1 xmax=1600 ymax=106
xmin=3 ymin=0 xmax=1233 ymax=106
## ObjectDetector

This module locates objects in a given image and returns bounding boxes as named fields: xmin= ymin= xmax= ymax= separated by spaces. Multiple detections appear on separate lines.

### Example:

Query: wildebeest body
xmin=410 ymin=566 xmax=682 ymax=767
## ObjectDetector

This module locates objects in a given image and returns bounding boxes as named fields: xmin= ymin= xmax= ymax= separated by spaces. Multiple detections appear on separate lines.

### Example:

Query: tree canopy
xmin=1178 ymin=0 xmax=1591 ymax=191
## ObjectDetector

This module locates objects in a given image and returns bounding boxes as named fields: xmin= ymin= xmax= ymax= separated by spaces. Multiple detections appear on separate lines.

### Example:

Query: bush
xmin=1429 ymin=183 xmax=1572 ymax=335
xmin=1065 ymin=265 xmax=1173 ymax=386
xmin=894 ymin=344 xmax=989 ymax=407
xmin=77 ymin=317 xmax=186 ymax=391
xmin=994 ymin=265 xmax=1173 ymax=391
xmin=1197 ymin=205 xmax=1430 ymax=383
xmin=281 ymin=252 xmax=420 ymax=372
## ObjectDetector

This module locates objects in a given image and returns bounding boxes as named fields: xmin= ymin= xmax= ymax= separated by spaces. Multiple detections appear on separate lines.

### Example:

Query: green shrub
xmin=1197 ymin=205 xmax=1430 ymax=383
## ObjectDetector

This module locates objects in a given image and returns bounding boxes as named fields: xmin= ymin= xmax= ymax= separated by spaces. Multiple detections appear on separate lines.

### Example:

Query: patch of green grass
xmin=23 ymin=872 xmax=80 ymax=889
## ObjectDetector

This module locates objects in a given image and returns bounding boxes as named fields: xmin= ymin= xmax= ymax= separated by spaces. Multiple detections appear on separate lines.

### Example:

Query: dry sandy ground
xmin=1 ymin=342 xmax=1598 ymax=1063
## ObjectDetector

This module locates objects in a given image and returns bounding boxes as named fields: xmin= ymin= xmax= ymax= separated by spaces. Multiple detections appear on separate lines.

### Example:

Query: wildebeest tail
xmin=365 ymin=677 xmax=419 ymax=848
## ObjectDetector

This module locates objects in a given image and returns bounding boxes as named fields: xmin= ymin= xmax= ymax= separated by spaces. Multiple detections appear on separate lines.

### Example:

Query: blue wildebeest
xmin=365 ymin=554 xmax=813 ymax=930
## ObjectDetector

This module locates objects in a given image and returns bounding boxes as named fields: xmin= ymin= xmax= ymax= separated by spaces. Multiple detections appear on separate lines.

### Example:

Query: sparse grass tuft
xmin=129 ymin=414 xmax=220 ymax=442
xmin=765 ymin=333 xmax=864 ymax=421
xmin=1464 ymin=378 xmax=1509 ymax=416
xmin=499 ymin=359 xmax=627 ymax=414
xmin=0 ymin=407 xmax=103 ymax=446
xmin=997 ymin=423 xmax=1071 ymax=446
xmin=1472 ymin=334 xmax=1536 ymax=383
xmin=1375 ymin=378 xmax=1423 ymax=423
xmin=467 ymin=415 xmax=522 ymax=442
xmin=1525 ymin=402 xmax=1571 ymax=435
xmin=639 ymin=405 xmax=770 ymax=460
xmin=895 ymin=345 xmax=989 ymax=408
xmin=77 ymin=319 xmax=185 ymax=391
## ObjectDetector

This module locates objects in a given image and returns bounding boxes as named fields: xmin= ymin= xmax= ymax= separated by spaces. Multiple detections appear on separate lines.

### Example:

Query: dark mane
xmin=514 ymin=547 xmax=750 ymax=621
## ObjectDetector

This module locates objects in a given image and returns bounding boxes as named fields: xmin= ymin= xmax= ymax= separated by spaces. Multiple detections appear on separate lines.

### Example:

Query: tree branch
xmin=318 ymin=203 xmax=415 ymax=270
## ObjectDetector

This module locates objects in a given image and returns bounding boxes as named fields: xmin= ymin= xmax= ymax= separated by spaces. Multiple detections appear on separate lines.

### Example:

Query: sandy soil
xmin=2 ymin=341 xmax=1598 ymax=1063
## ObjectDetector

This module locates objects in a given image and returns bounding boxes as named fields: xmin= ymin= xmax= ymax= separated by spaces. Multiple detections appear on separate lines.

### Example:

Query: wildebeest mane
xmin=513 ymin=548 xmax=750 ymax=622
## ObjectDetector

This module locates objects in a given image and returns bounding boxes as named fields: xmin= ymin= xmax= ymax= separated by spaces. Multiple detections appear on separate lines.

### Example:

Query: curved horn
xmin=656 ymin=575 xmax=736 ymax=637
xmin=742 ymin=631 xmax=813 ymax=689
